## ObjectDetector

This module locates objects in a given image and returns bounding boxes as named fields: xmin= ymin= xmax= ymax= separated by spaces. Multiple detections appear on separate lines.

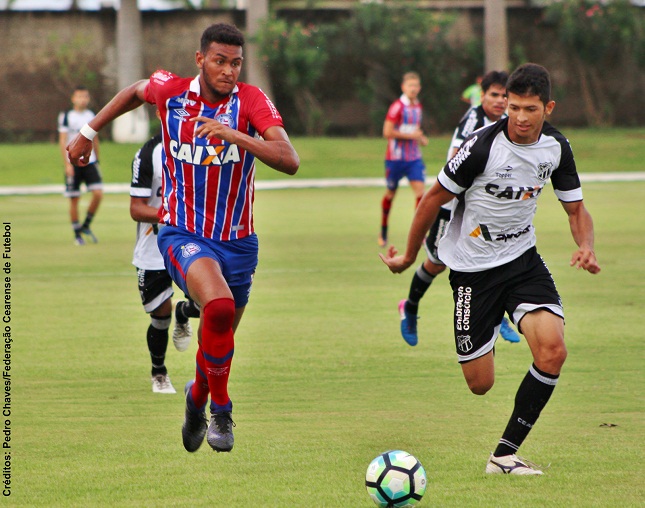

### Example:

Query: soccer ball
xmin=365 ymin=450 xmax=427 ymax=507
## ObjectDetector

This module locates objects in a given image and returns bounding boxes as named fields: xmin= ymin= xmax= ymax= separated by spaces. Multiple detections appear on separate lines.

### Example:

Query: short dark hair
xmin=480 ymin=71 xmax=508 ymax=93
xmin=73 ymin=85 xmax=88 ymax=92
xmin=402 ymin=71 xmax=421 ymax=83
xmin=506 ymin=63 xmax=551 ymax=106
xmin=200 ymin=23 xmax=245 ymax=53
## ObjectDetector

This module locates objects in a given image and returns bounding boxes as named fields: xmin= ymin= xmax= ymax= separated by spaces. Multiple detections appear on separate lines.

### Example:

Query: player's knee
xmin=424 ymin=260 xmax=445 ymax=276
xmin=538 ymin=342 xmax=568 ymax=371
xmin=468 ymin=380 xmax=493 ymax=396
xmin=464 ymin=372 xmax=494 ymax=395
xmin=202 ymin=298 xmax=235 ymax=334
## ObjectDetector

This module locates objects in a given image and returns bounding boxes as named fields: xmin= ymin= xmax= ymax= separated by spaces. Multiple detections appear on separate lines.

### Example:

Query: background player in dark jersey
xmin=67 ymin=23 xmax=299 ymax=454
xmin=130 ymin=128 xmax=200 ymax=394
xmin=58 ymin=86 xmax=102 ymax=245
xmin=398 ymin=71 xmax=521 ymax=346
xmin=382 ymin=63 xmax=600 ymax=474
xmin=379 ymin=72 xmax=429 ymax=248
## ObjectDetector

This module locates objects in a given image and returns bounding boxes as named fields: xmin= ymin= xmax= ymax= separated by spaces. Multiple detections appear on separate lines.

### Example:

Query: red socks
xmin=381 ymin=196 xmax=393 ymax=228
xmin=190 ymin=298 xmax=236 ymax=410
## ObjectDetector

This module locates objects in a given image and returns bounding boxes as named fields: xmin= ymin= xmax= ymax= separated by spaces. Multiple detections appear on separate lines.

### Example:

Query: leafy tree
xmin=259 ymin=5 xmax=481 ymax=135
xmin=543 ymin=0 xmax=645 ymax=126
xmin=256 ymin=18 xmax=333 ymax=135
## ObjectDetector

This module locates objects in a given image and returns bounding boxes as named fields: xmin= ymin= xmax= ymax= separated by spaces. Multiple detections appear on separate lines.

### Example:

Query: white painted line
xmin=0 ymin=172 xmax=643 ymax=196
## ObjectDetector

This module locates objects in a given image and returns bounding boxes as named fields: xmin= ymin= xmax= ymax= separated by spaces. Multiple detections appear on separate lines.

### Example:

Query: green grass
xmin=1 ymin=127 xmax=644 ymax=187
xmin=4 ymin=179 xmax=644 ymax=506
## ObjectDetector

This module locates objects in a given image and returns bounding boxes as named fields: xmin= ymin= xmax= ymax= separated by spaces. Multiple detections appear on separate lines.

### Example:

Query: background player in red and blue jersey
xmin=66 ymin=23 xmax=300 ymax=454
xmin=379 ymin=71 xmax=429 ymax=248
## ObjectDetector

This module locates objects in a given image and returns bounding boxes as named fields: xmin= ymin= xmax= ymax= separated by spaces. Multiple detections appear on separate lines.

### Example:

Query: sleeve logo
xmin=448 ymin=135 xmax=477 ymax=174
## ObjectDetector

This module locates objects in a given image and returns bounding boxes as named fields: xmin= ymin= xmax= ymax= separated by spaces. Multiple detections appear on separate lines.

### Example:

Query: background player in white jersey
xmin=130 ymin=130 xmax=200 ymax=394
xmin=379 ymin=72 xmax=429 ymax=247
xmin=58 ymin=86 xmax=102 ymax=245
xmin=381 ymin=63 xmax=600 ymax=474
xmin=398 ymin=71 xmax=521 ymax=346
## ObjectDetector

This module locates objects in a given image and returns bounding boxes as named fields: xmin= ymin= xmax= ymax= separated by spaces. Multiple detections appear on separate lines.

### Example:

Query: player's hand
xmin=570 ymin=247 xmax=601 ymax=274
xmin=66 ymin=134 xmax=93 ymax=167
xmin=379 ymin=245 xmax=413 ymax=274
xmin=192 ymin=116 xmax=233 ymax=142
xmin=419 ymin=134 xmax=429 ymax=147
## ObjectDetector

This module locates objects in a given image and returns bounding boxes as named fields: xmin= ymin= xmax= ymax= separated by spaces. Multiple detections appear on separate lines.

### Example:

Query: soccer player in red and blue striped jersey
xmin=380 ymin=72 xmax=429 ymax=248
xmin=67 ymin=23 xmax=300 ymax=454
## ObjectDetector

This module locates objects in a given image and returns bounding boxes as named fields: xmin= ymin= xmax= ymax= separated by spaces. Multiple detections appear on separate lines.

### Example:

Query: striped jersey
xmin=447 ymin=105 xmax=506 ymax=161
xmin=143 ymin=70 xmax=285 ymax=241
xmin=130 ymin=134 xmax=165 ymax=271
xmin=384 ymin=94 xmax=424 ymax=162
xmin=437 ymin=119 xmax=583 ymax=272
xmin=58 ymin=108 xmax=98 ymax=164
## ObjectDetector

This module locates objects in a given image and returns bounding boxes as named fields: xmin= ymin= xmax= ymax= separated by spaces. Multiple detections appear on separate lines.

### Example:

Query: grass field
xmin=3 ymin=162 xmax=644 ymax=507
xmin=1 ymin=127 xmax=644 ymax=187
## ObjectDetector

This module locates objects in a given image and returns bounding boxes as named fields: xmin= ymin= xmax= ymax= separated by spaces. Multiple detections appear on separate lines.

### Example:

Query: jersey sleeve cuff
xmin=554 ymin=188 xmax=583 ymax=202
xmin=130 ymin=187 xmax=153 ymax=198
xmin=438 ymin=171 xmax=465 ymax=195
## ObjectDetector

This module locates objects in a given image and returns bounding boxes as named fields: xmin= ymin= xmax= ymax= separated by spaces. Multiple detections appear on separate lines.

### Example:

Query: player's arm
xmin=380 ymin=181 xmax=455 ymax=273
xmin=130 ymin=197 xmax=160 ymax=224
xmin=58 ymin=131 xmax=74 ymax=177
xmin=67 ymin=80 xmax=148 ymax=166
xmin=92 ymin=135 xmax=100 ymax=162
xmin=383 ymin=119 xmax=426 ymax=143
xmin=561 ymin=200 xmax=601 ymax=274
xmin=191 ymin=119 xmax=300 ymax=175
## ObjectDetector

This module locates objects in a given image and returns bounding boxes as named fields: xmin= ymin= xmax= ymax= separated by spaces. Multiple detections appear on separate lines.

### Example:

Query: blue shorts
xmin=385 ymin=159 xmax=426 ymax=191
xmin=157 ymin=226 xmax=258 ymax=308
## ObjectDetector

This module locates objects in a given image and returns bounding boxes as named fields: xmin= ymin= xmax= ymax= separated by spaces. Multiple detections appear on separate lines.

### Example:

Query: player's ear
xmin=196 ymin=50 xmax=204 ymax=69
xmin=545 ymin=100 xmax=556 ymax=116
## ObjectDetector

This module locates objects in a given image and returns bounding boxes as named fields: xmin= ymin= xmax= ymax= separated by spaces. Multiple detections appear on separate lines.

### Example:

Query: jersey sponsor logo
xmin=470 ymin=224 xmax=532 ymax=242
xmin=181 ymin=242 xmax=201 ymax=258
xmin=462 ymin=110 xmax=478 ymax=139
xmin=172 ymin=108 xmax=190 ymax=122
xmin=448 ymin=136 xmax=477 ymax=173
xmin=457 ymin=335 xmax=473 ymax=353
xmin=537 ymin=162 xmax=553 ymax=181
xmin=495 ymin=224 xmax=532 ymax=242
xmin=263 ymin=95 xmax=281 ymax=119
xmin=132 ymin=150 xmax=142 ymax=183
xmin=151 ymin=70 xmax=172 ymax=85
xmin=175 ymin=97 xmax=197 ymax=107
xmin=168 ymin=140 xmax=241 ymax=166
xmin=469 ymin=224 xmax=493 ymax=241
xmin=137 ymin=268 xmax=146 ymax=288
xmin=484 ymin=183 xmax=543 ymax=200
xmin=455 ymin=285 xmax=472 ymax=332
